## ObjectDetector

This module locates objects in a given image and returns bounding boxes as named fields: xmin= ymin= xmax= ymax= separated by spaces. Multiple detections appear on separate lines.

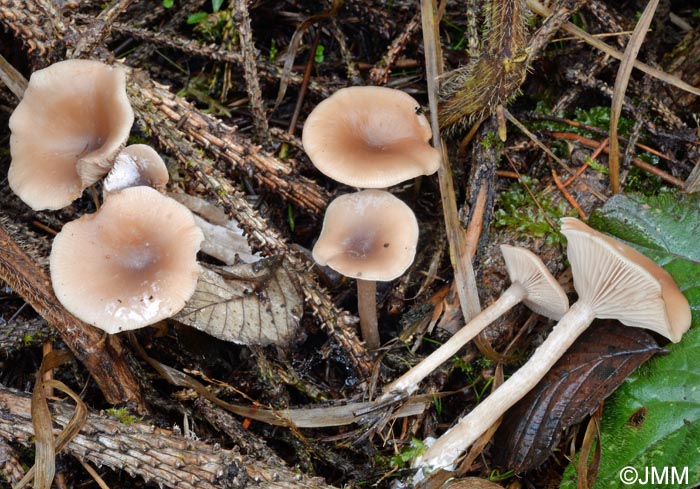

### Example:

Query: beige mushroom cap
xmin=500 ymin=244 xmax=569 ymax=320
xmin=302 ymin=86 xmax=441 ymax=188
xmin=9 ymin=59 xmax=134 ymax=210
xmin=561 ymin=217 xmax=691 ymax=342
xmin=50 ymin=186 xmax=204 ymax=334
xmin=312 ymin=190 xmax=419 ymax=281
xmin=103 ymin=144 xmax=169 ymax=196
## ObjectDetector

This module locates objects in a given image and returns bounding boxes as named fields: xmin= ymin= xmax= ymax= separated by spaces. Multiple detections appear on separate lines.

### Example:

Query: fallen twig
xmin=0 ymin=384 xmax=336 ymax=489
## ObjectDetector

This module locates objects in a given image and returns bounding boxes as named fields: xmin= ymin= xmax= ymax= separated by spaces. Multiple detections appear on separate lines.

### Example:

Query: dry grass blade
xmin=0 ymin=53 xmax=27 ymax=99
xmin=527 ymin=0 xmax=700 ymax=97
xmin=16 ymin=351 xmax=88 ymax=489
xmin=420 ymin=0 xmax=482 ymax=322
xmin=24 ymin=366 xmax=55 ymax=489
xmin=608 ymin=0 xmax=659 ymax=194
xmin=133 ymin=337 xmax=426 ymax=428
xmin=272 ymin=0 xmax=343 ymax=111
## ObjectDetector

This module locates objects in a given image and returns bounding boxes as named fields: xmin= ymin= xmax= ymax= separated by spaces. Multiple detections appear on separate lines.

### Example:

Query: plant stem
xmin=357 ymin=279 xmax=380 ymax=350
xmin=415 ymin=301 xmax=596 ymax=476
xmin=381 ymin=283 xmax=526 ymax=400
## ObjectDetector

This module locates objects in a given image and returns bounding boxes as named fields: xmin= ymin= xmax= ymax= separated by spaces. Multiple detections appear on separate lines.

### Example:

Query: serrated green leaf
xmin=561 ymin=192 xmax=700 ymax=489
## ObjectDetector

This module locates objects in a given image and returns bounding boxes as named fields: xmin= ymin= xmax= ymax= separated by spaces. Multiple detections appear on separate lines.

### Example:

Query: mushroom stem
xmin=380 ymin=283 xmax=527 ymax=400
xmin=357 ymin=279 xmax=380 ymax=350
xmin=415 ymin=301 xmax=596 ymax=475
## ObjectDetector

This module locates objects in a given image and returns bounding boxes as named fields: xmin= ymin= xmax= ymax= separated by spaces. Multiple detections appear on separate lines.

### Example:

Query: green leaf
xmin=187 ymin=11 xmax=209 ymax=25
xmin=314 ymin=44 xmax=325 ymax=64
xmin=162 ymin=0 xmax=173 ymax=8
xmin=561 ymin=192 xmax=700 ymax=489
xmin=211 ymin=0 xmax=223 ymax=13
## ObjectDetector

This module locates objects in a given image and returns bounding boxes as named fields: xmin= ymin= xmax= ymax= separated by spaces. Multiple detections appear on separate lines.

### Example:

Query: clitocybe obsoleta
xmin=414 ymin=217 xmax=691 ymax=479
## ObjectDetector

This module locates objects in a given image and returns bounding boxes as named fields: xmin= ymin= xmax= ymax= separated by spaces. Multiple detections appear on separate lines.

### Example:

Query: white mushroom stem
xmin=414 ymin=217 xmax=692 ymax=479
xmin=357 ymin=279 xmax=380 ymax=350
xmin=415 ymin=301 xmax=596 ymax=475
xmin=380 ymin=282 xmax=526 ymax=400
xmin=379 ymin=245 xmax=569 ymax=401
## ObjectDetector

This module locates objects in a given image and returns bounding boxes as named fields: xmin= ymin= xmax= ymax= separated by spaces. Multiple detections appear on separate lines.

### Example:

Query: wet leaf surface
xmin=175 ymin=258 xmax=303 ymax=346
xmin=493 ymin=321 xmax=661 ymax=473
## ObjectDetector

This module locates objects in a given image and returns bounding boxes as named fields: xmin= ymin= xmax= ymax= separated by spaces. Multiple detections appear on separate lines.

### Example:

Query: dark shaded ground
xmin=1 ymin=1 xmax=699 ymax=487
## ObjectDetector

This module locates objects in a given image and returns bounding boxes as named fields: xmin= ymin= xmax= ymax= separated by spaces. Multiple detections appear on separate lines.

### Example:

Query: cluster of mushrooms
xmin=8 ymin=59 xmax=203 ymax=334
xmin=302 ymin=86 xmax=441 ymax=350
xmin=8 ymin=59 xmax=693 ymax=480
xmin=301 ymin=88 xmax=692 ymax=478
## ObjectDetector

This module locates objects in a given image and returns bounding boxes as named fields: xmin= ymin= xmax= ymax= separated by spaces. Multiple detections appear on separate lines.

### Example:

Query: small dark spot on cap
xmin=357 ymin=272 xmax=362 ymax=277
xmin=383 ymin=243 xmax=390 ymax=248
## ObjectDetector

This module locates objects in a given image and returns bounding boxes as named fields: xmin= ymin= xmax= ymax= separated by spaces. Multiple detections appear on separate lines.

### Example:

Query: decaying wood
xmin=0 ymin=0 xmax=62 ymax=64
xmin=0 ymin=317 xmax=54 ymax=355
xmin=129 ymin=72 xmax=374 ymax=381
xmin=0 ymin=385 xmax=336 ymax=489
xmin=370 ymin=12 xmax=421 ymax=85
xmin=0 ymin=223 xmax=146 ymax=409
xmin=128 ymin=72 xmax=330 ymax=215
xmin=233 ymin=0 xmax=271 ymax=143
xmin=0 ymin=437 xmax=25 ymax=485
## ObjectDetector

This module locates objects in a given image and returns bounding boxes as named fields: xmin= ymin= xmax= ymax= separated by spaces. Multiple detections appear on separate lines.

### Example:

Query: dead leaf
xmin=492 ymin=321 xmax=662 ymax=473
xmin=443 ymin=478 xmax=505 ymax=489
xmin=175 ymin=258 xmax=303 ymax=346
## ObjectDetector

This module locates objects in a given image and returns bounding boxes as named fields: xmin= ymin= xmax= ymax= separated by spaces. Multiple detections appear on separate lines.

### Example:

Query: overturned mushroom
xmin=50 ymin=186 xmax=203 ymax=334
xmin=302 ymin=86 xmax=441 ymax=188
xmin=380 ymin=245 xmax=568 ymax=400
xmin=9 ymin=59 xmax=133 ymax=210
xmin=103 ymin=144 xmax=169 ymax=196
xmin=312 ymin=190 xmax=419 ymax=349
xmin=414 ymin=218 xmax=691 ymax=478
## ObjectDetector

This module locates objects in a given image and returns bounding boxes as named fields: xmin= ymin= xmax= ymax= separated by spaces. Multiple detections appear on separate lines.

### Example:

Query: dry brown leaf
xmin=443 ymin=478 xmax=505 ymax=489
xmin=175 ymin=258 xmax=303 ymax=346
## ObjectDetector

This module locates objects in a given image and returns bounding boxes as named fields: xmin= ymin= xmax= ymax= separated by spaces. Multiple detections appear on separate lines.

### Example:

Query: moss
xmin=106 ymin=407 xmax=143 ymax=425
xmin=494 ymin=176 xmax=573 ymax=245
xmin=481 ymin=130 xmax=503 ymax=151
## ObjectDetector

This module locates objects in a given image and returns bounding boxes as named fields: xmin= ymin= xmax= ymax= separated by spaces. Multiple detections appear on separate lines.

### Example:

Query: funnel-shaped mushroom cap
xmin=561 ymin=217 xmax=691 ymax=342
xmin=501 ymin=245 xmax=569 ymax=320
xmin=103 ymin=144 xmax=169 ymax=196
xmin=50 ymin=186 xmax=203 ymax=334
xmin=9 ymin=59 xmax=134 ymax=210
xmin=312 ymin=190 xmax=419 ymax=281
xmin=302 ymin=86 xmax=441 ymax=188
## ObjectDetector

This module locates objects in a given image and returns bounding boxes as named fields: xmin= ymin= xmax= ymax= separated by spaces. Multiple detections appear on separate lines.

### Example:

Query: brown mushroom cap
xmin=312 ymin=190 xmax=419 ymax=281
xmin=302 ymin=86 xmax=441 ymax=188
xmin=50 ymin=186 xmax=203 ymax=334
xmin=500 ymin=244 xmax=569 ymax=320
xmin=9 ymin=59 xmax=134 ymax=210
xmin=103 ymin=144 xmax=169 ymax=196
xmin=561 ymin=217 xmax=691 ymax=342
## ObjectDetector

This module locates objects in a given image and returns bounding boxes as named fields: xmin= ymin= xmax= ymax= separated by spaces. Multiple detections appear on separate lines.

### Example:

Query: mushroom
xmin=312 ymin=190 xmax=419 ymax=349
xmin=9 ymin=59 xmax=133 ymax=210
xmin=414 ymin=217 xmax=691 ymax=477
xmin=380 ymin=245 xmax=568 ymax=401
xmin=302 ymin=86 xmax=441 ymax=188
xmin=103 ymin=144 xmax=169 ymax=196
xmin=50 ymin=186 xmax=204 ymax=334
